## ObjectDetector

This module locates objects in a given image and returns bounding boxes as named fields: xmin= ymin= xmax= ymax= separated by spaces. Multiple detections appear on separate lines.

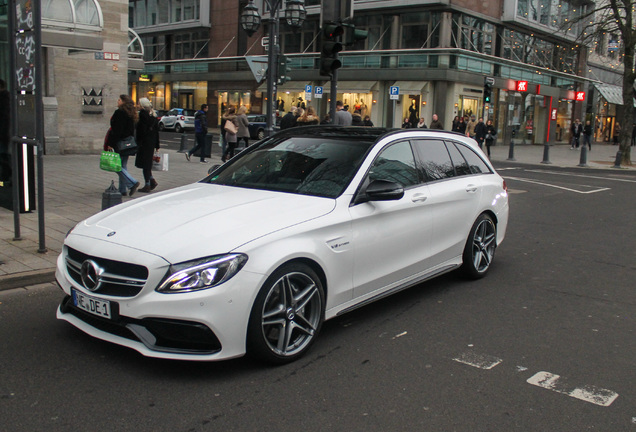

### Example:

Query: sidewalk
xmin=0 ymin=140 xmax=632 ymax=290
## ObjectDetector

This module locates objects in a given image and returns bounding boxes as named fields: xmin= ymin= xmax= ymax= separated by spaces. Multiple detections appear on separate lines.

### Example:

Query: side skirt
xmin=334 ymin=264 xmax=459 ymax=317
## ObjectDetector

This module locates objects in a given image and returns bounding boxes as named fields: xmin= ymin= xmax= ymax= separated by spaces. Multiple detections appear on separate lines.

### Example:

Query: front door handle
xmin=465 ymin=185 xmax=478 ymax=193
xmin=412 ymin=193 xmax=428 ymax=202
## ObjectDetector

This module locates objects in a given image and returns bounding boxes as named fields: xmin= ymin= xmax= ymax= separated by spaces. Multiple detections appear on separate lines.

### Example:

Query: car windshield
xmin=206 ymin=136 xmax=374 ymax=198
xmin=182 ymin=109 xmax=196 ymax=116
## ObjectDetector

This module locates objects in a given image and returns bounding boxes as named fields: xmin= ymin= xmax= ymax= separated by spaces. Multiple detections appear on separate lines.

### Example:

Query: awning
xmin=392 ymin=81 xmax=429 ymax=95
xmin=594 ymin=83 xmax=623 ymax=105
xmin=257 ymin=82 xmax=308 ymax=93
xmin=334 ymin=81 xmax=379 ymax=93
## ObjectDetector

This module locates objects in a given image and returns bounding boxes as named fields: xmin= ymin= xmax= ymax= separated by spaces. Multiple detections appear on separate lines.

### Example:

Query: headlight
xmin=157 ymin=254 xmax=248 ymax=294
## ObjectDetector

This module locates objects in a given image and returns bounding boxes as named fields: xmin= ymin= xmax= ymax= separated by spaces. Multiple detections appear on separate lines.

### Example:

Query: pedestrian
xmin=351 ymin=109 xmax=363 ymax=126
xmin=363 ymin=115 xmax=374 ymax=127
xmin=219 ymin=107 xmax=228 ymax=158
xmin=186 ymin=104 xmax=209 ymax=163
xmin=430 ymin=113 xmax=443 ymax=130
xmin=451 ymin=115 xmax=459 ymax=131
xmin=0 ymin=78 xmax=10 ymax=183
xmin=105 ymin=94 xmax=140 ymax=197
xmin=236 ymin=106 xmax=250 ymax=148
xmin=320 ymin=114 xmax=331 ymax=124
xmin=474 ymin=117 xmax=487 ymax=149
xmin=221 ymin=107 xmax=238 ymax=162
xmin=632 ymin=123 xmax=636 ymax=146
xmin=280 ymin=106 xmax=298 ymax=129
xmin=135 ymin=98 xmax=160 ymax=192
xmin=296 ymin=106 xmax=320 ymax=126
xmin=570 ymin=118 xmax=582 ymax=149
xmin=466 ymin=115 xmax=477 ymax=138
xmin=485 ymin=119 xmax=496 ymax=157
xmin=453 ymin=116 xmax=466 ymax=134
xmin=402 ymin=117 xmax=411 ymax=128
xmin=583 ymin=119 xmax=593 ymax=151
xmin=416 ymin=117 xmax=427 ymax=128
xmin=333 ymin=100 xmax=352 ymax=125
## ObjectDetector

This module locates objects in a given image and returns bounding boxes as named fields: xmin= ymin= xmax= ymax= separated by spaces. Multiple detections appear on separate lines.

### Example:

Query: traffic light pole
xmin=329 ymin=68 xmax=338 ymax=123
xmin=265 ymin=0 xmax=281 ymax=137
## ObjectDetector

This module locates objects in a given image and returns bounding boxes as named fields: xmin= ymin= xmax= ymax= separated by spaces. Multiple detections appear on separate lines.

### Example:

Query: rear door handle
xmin=465 ymin=185 xmax=478 ymax=193
xmin=411 ymin=193 xmax=428 ymax=202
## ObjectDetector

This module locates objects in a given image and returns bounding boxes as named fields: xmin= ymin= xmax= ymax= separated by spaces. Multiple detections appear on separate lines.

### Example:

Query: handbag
xmin=152 ymin=152 xmax=169 ymax=171
xmin=486 ymin=133 xmax=493 ymax=140
xmin=100 ymin=150 xmax=122 ymax=172
xmin=225 ymin=120 xmax=238 ymax=135
xmin=115 ymin=136 xmax=138 ymax=156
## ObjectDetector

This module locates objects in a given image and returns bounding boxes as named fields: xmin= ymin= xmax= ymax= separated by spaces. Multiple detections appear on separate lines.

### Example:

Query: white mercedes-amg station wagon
xmin=56 ymin=126 xmax=509 ymax=364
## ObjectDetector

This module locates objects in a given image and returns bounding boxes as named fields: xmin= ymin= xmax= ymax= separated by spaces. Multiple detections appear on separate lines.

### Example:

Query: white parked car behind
xmin=158 ymin=108 xmax=195 ymax=133
xmin=56 ymin=126 xmax=509 ymax=364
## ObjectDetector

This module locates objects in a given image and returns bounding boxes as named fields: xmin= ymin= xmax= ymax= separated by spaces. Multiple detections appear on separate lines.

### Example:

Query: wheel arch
xmin=277 ymin=257 xmax=329 ymax=305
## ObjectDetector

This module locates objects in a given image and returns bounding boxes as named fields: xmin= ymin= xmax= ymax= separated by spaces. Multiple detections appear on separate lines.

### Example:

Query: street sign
xmin=245 ymin=56 xmax=268 ymax=83
xmin=261 ymin=37 xmax=269 ymax=47
xmin=315 ymin=86 xmax=323 ymax=99
xmin=305 ymin=85 xmax=313 ymax=102
xmin=390 ymin=86 xmax=399 ymax=100
xmin=485 ymin=76 xmax=495 ymax=85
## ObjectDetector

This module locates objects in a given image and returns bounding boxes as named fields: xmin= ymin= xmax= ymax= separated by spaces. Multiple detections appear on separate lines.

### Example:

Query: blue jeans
xmin=117 ymin=154 xmax=138 ymax=194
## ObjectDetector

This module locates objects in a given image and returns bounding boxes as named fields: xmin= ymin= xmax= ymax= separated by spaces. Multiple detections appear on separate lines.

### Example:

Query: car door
xmin=163 ymin=109 xmax=178 ymax=128
xmin=349 ymin=140 xmax=433 ymax=300
xmin=412 ymin=139 xmax=485 ymax=265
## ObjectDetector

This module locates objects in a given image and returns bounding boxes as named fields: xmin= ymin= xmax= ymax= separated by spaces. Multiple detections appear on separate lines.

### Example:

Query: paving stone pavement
xmin=0 ymin=138 xmax=632 ymax=290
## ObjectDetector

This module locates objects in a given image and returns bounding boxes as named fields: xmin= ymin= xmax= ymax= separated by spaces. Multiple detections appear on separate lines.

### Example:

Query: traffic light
xmin=343 ymin=23 xmax=368 ymax=47
xmin=320 ymin=22 xmax=343 ymax=77
xmin=483 ymin=82 xmax=493 ymax=104
xmin=278 ymin=55 xmax=290 ymax=85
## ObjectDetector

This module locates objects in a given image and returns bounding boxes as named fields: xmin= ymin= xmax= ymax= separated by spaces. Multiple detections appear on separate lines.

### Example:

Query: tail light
xmin=503 ymin=180 xmax=508 ymax=192
xmin=179 ymin=116 xmax=185 ymax=120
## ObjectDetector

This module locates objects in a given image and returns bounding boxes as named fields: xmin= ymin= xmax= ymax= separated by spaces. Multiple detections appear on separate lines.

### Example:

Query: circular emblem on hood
xmin=107 ymin=231 xmax=116 ymax=237
xmin=80 ymin=260 xmax=104 ymax=292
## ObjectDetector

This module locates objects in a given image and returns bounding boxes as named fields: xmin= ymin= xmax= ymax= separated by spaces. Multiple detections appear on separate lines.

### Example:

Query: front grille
xmin=66 ymin=246 xmax=149 ymax=297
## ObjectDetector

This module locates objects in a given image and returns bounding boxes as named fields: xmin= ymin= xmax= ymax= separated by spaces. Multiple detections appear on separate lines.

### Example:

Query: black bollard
xmin=102 ymin=180 xmax=122 ymax=210
xmin=541 ymin=143 xmax=552 ymax=164
xmin=178 ymin=133 xmax=188 ymax=153
xmin=507 ymin=141 xmax=516 ymax=161
xmin=578 ymin=145 xmax=589 ymax=167
xmin=612 ymin=150 xmax=623 ymax=168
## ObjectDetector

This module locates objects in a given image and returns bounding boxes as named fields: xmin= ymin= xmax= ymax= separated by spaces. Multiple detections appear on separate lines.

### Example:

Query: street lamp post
xmin=241 ymin=0 xmax=306 ymax=137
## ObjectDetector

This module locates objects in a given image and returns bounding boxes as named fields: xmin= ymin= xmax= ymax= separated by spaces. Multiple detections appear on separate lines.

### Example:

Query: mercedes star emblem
xmin=80 ymin=260 xmax=104 ymax=292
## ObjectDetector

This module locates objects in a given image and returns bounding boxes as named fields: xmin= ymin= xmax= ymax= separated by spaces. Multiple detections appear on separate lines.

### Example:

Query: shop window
xmin=400 ymin=12 xmax=439 ymax=49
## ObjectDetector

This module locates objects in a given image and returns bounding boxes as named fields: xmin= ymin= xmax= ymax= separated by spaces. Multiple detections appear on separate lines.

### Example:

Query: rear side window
xmin=454 ymin=143 xmax=491 ymax=174
xmin=412 ymin=139 xmax=455 ymax=181
xmin=183 ymin=109 xmax=196 ymax=116
xmin=446 ymin=142 xmax=472 ymax=176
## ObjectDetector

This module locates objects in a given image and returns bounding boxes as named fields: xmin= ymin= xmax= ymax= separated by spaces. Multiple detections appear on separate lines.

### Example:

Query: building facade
xmin=128 ymin=0 xmax=626 ymax=146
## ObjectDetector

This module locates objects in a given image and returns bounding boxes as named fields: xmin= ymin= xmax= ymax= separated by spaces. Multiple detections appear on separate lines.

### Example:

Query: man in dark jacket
xmin=474 ymin=117 xmax=487 ymax=149
xmin=186 ymin=104 xmax=209 ymax=163
xmin=280 ymin=107 xmax=298 ymax=129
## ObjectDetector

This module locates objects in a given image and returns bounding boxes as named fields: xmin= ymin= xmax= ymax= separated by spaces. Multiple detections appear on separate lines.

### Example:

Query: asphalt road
xmin=1 ymin=164 xmax=635 ymax=432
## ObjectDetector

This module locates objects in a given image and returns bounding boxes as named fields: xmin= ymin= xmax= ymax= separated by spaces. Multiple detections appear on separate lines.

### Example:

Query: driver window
xmin=368 ymin=141 xmax=419 ymax=188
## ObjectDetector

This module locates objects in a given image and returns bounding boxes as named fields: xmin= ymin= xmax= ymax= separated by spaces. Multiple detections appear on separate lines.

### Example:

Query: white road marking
xmin=526 ymin=169 xmax=636 ymax=183
xmin=527 ymin=371 xmax=619 ymax=407
xmin=503 ymin=176 xmax=610 ymax=194
xmin=453 ymin=351 xmax=502 ymax=370
xmin=393 ymin=331 xmax=408 ymax=339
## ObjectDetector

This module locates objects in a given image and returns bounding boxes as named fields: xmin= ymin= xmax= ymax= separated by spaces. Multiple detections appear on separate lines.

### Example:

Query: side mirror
xmin=208 ymin=164 xmax=221 ymax=175
xmin=361 ymin=179 xmax=404 ymax=203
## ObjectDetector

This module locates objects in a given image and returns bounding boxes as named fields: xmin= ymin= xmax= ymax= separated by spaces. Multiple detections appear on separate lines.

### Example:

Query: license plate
xmin=72 ymin=289 xmax=111 ymax=319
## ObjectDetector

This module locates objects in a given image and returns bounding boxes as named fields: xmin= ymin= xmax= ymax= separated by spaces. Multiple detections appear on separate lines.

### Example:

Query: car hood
xmin=70 ymin=183 xmax=336 ymax=263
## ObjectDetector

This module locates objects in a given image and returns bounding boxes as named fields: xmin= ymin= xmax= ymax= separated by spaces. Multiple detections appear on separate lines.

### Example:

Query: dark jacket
xmin=429 ymin=120 xmax=444 ymax=130
xmin=583 ymin=124 xmax=592 ymax=137
xmin=351 ymin=113 xmax=363 ymax=126
xmin=105 ymin=108 xmax=135 ymax=152
xmin=485 ymin=124 xmax=497 ymax=144
xmin=194 ymin=109 xmax=208 ymax=135
xmin=453 ymin=121 xmax=466 ymax=134
xmin=363 ymin=119 xmax=374 ymax=127
xmin=474 ymin=121 xmax=487 ymax=142
xmin=280 ymin=111 xmax=298 ymax=129
xmin=135 ymin=109 xmax=160 ymax=170
xmin=571 ymin=122 xmax=582 ymax=138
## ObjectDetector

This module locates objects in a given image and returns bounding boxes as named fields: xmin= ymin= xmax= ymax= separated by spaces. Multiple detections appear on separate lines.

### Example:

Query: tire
xmin=247 ymin=263 xmax=325 ymax=364
xmin=175 ymin=123 xmax=183 ymax=134
xmin=158 ymin=122 xmax=165 ymax=131
xmin=257 ymin=129 xmax=265 ymax=140
xmin=461 ymin=213 xmax=497 ymax=279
